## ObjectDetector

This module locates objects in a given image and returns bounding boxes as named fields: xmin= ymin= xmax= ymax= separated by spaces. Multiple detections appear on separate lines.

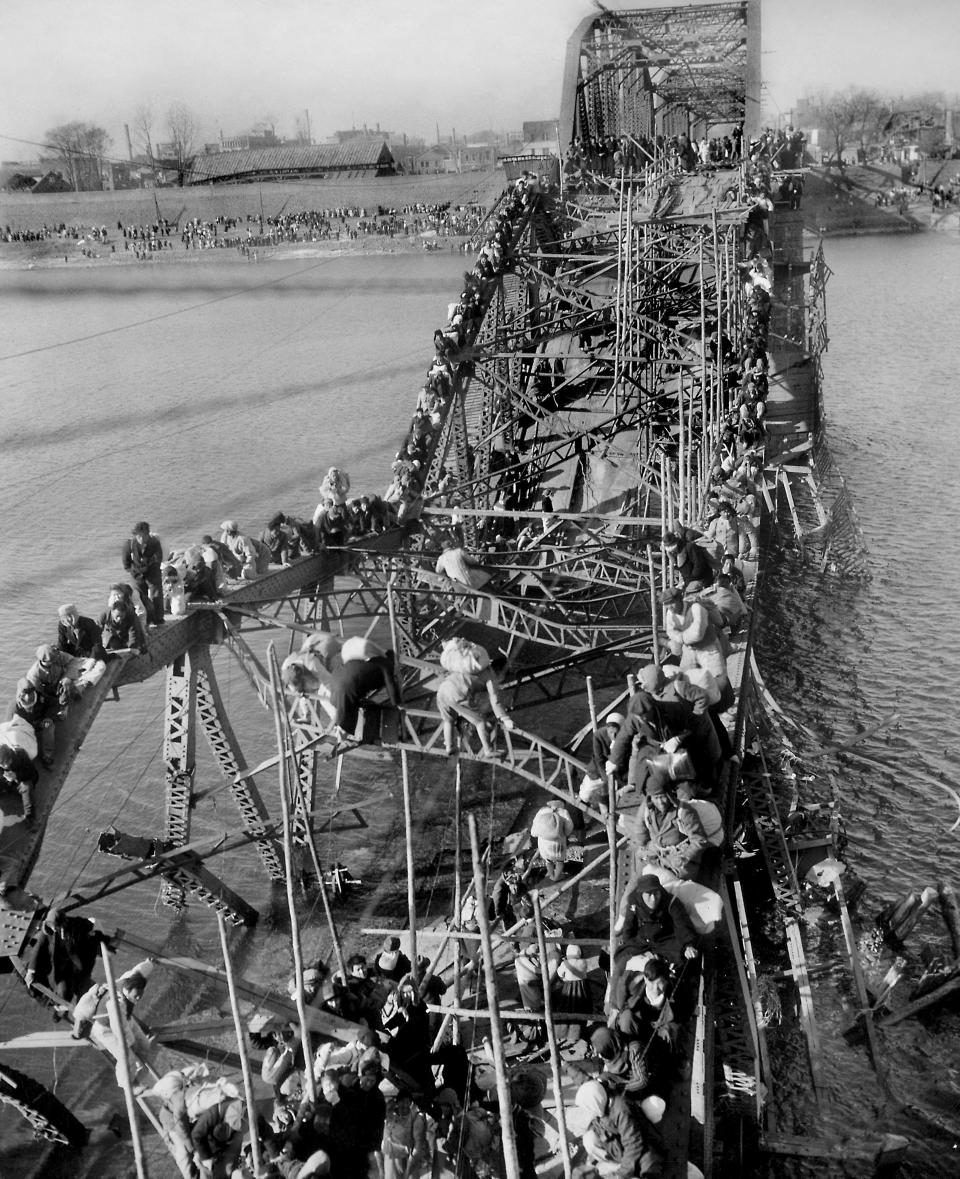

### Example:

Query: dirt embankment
xmin=800 ymin=166 xmax=925 ymax=236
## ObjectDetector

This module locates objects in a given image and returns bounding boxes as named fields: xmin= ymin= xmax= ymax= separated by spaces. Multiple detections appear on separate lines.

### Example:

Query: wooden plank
xmin=878 ymin=970 xmax=960 ymax=1028
xmin=761 ymin=1133 xmax=909 ymax=1163
xmin=726 ymin=875 xmax=770 ymax=1127
xmin=0 ymin=1031 xmax=83 ymax=1050
xmin=778 ymin=469 xmax=803 ymax=540
xmin=784 ymin=918 xmax=825 ymax=1109
xmin=832 ymin=876 xmax=890 ymax=1091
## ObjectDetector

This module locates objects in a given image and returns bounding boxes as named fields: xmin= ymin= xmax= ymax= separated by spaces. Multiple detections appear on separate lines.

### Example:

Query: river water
xmin=0 ymin=233 xmax=958 ymax=1175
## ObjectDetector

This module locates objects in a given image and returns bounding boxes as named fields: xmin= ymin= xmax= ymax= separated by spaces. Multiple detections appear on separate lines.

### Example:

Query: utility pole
xmin=305 ymin=108 xmax=312 ymax=145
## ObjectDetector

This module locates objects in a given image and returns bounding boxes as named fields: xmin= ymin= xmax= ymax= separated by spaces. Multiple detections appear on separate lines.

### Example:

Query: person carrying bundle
xmin=435 ymin=638 xmax=513 ymax=758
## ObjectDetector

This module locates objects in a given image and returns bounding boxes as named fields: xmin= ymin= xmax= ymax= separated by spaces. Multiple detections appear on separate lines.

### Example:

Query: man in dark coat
xmin=7 ymin=679 xmax=56 ymax=766
xmin=662 ymin=530 xmax=714 ymax=588
xmin=328 ymin=651 xmax=400 ymax=740
xmin=0 ymin=743 xmax=38 ymax=824
xmin=56 ymin=603 xmax=108 ymax=690
xmin=122 ymin=521 xmax=164 ymax=625
xmin=190 ymin=1097 xmax=243 ymax=1177
xmin=614 ymin=873 xmax=699 ymax=967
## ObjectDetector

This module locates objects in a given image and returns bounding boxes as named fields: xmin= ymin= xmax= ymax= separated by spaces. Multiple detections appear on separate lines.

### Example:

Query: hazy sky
xmin=2 ymin=0 xmax=957 ymax=159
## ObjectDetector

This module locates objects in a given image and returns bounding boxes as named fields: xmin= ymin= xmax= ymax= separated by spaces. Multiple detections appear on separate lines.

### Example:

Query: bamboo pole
xmin=401 ymin=748 xmax=418 ymax=977
xmin=100 ymin=945 xmax=149 ymax=1179
xmin=585 ymin=675 xmax=598 ymax=730
xmin=606 ymin=774 xmax=618 ymax=979
xmin=677 ymin=375 xmax=686 ymax=524
xmin=532 ymin=891 xmax=573 ymax=1179
xmin=468 ymin=814 xmax=521 ymax=1179
xmin=452 ymin=758 xmax=463 ymax=1044
xmin=268 ymin=646 xmax=318 ymax=1104
xmin=217 ymin=914 xmax=265 ymax=1179
xmin=647 ymin=545 xmax=660 ymax=665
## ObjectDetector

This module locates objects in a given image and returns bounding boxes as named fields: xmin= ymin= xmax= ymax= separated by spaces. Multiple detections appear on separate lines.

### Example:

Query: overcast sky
xmin=2 ymin=0 xmax=957 ymax=159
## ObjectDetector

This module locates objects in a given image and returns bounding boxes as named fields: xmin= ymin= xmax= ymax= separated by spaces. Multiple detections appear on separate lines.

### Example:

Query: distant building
xmin=32 ymin=171 xmax=72 ymax=194
xmin=219 ymin=130 xmax=281 ymax=152
xmin=523 ymin=119 xmax=559 ymax=145
xmin=186 ymin=141 xmax=396 ymax=184
xmin=393 ymin=145 xmax=455 ymax=175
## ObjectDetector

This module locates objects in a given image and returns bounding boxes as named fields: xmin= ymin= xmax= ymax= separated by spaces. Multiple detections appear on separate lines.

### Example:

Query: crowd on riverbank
xmin=1 ymin=200 xmax=490 ymax=261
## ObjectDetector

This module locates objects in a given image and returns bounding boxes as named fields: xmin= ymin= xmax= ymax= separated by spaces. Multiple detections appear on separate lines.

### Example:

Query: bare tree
xmin=46 ymin=121 xmax=112 ymax=190
xmin=805 ymin=88 xmax=891 ymax=166
xmin=166 ymin=102 xmax=199 ymax=185
xmin=132 ymin=103 xmax=155 ymax=162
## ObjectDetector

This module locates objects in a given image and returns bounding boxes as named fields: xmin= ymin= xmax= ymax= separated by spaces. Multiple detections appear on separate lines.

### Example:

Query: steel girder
xmin=561 ymin=2 xmax=757 ymax=145
xmin=161 ymin=651 xmax=198 ymax=908
xmin=193 ymin=645 xmax=284 ymax=881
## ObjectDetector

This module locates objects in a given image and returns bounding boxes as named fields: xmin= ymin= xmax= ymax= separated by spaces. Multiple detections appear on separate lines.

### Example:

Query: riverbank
xmin=0 ymin=171 xmax=504 ymax=231
xmin=0 ymin=232 xmax=469 ymax=269
xmin=0 ymin=172 xmax=505 ymax=269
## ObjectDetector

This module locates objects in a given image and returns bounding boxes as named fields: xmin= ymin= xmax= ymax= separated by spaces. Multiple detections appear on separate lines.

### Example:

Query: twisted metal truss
xmin=560 ymin=1 xmax=760 ymax=146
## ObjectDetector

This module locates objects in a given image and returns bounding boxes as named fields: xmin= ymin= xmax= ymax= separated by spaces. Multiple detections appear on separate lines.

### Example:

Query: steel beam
xmin=161 ymin=650 xmax=198 ymax=908
xmin=193 ymin=645 xmax=284 ymax=881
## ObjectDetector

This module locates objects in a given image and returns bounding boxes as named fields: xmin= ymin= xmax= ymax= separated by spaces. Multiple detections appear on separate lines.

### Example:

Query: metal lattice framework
xmin=560 ymin=1 xmax=761 ymax=149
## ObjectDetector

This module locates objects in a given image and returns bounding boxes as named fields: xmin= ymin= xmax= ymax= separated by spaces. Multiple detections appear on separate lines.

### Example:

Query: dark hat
xmin=662 ymin=530 xmax=681 ymax=550
xmin=645 ymin=768 xmax=671 ymax=796
xmin=590 ymin=1026 xmax=619 ymax=1060
xmin=636 ymin=874 xmax=664 ymax=896
xmin=661 ymin=588 xmax=683 ymax=607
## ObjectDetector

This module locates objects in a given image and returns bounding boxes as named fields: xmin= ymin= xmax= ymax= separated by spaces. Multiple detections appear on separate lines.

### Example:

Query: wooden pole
xmin=401 ymin=747 xmax=418 ymax=977
xmin=217 ymin=914 xmax=265 ymax=1179
xmin=100 ymin=945 xmax=149 ymax=1179
xmin=938 ymin=882 xmax=960 ymax=962
xmin=268 ymin=645 xmax=317 ymax=1104
xmin=677 ymin=376 xmax=686 ymax=524
xmin=647 ymin=545 xmax=660 ymax=665
xmin=468 ymin=814 xmax=521 ymax=1179
xmin=585 ymin=675 xmax=598 ymax=730
xmin=606 ymin=773 xmax=618 ymax=978
xmin=532 ymin=892 xmax=574 ymax=1179
xmin=452 ymin=758 xmax=463 ymax=1044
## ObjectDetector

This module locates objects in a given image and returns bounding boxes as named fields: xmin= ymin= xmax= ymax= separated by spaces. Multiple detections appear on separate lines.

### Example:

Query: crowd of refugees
xmin=1 ymin=202 xmax=492 ymax=256
xmin=1 ymin=152 xmax=778 ymax=1175
xmin=1 ymin=222 xmax=112 ymax=243
xmin=564 ymin=122 xmax=806 ymax=193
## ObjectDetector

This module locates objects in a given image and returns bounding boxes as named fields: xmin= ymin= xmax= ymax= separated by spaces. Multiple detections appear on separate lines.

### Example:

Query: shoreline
xmin=0 ymin=234 xmax=470 ymax=271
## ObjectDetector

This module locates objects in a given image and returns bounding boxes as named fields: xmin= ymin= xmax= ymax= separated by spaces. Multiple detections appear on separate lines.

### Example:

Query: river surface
xmin=0 ymin=234 xmax=958 ymax=1175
